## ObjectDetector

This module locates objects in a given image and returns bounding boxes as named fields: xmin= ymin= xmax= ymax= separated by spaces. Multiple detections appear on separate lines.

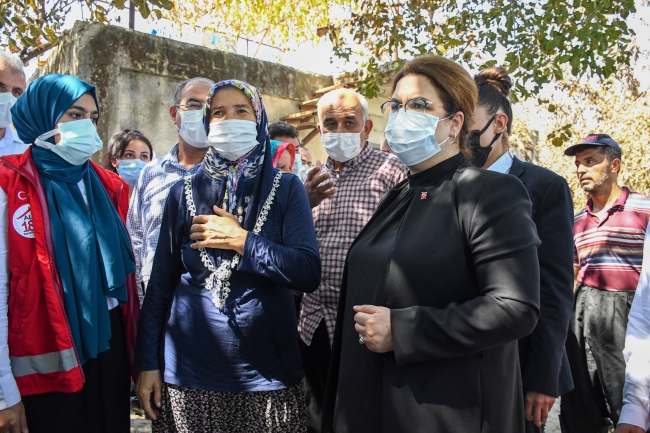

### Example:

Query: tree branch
xmin=19 ymin=40 xmax=59 ymax=63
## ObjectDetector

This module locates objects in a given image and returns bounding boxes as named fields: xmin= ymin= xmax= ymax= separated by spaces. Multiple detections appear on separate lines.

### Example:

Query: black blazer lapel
xmin=510 ymin=155 xmax=525 ymax=178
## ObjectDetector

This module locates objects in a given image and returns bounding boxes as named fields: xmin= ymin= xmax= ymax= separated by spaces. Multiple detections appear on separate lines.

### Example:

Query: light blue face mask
xmin=34 ymin=118 xmax=103 ymax=165
xmin=117 ymin=159 xmax=147 ymax=186
xmin=385 ymin=110 xmax=452 ymax=167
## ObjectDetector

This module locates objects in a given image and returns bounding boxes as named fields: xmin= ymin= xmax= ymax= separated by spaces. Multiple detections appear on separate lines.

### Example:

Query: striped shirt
xmin=574 ymin=187 xmax=650 ymax=291
xmin=298 ymin=143 xmax=407 ymax=346
xmin=127 ymin=144 xmax=202 ymax=300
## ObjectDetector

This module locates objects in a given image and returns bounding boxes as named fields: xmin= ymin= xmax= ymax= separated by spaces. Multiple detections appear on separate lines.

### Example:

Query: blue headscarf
xmin=12 ymin=74 xmax=135 ymax=365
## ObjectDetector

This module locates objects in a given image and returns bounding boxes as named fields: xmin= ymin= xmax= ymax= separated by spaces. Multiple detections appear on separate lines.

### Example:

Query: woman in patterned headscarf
xmin=270 ymin=139 xmax=297 ymax=173
xmin=136 ymin=80 xmax=321 ymax=432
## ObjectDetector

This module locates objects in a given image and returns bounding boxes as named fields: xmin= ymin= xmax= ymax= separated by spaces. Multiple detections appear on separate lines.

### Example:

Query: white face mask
xmin=178 ymin=109 xmax=210 ymax=148
xmin=34 ymin=118 xmax=103 ymax=165
xmin=0 ymin=92 xmax=17 ymax=129
xmin=321 ymin=132 xmax=362 ymax=162
xmin=207 ymin=119 xmax=258 ymax=161
xmin=292 ymin=153 xmax=302 ymax=175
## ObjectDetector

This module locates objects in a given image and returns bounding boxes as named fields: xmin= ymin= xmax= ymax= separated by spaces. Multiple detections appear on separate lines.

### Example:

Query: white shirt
xmin=0 ymin=179 xmax=118 ymax=409
xmin=486 ymin=150 xmax=514 ymax=174
xmin=619 ymin=227 xmax=650 ymax=430
xmin=0 ymin=127 xmax=29 ymax=157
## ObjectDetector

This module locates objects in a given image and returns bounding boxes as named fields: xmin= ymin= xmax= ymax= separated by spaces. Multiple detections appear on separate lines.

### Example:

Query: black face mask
xmin=468 ymin=115 xmax=502 ymax=167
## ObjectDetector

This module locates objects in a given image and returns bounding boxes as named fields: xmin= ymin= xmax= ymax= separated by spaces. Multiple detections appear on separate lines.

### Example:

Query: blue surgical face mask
xmin=385 ymin=110 xmax=452 ymax=167
xmin=117 ymin=159 xmax=147 ymax=186
xmin=34 ymin=118 xmax=103 ymax=165
xmin=178 ymin=109 xmax=209 ymax=148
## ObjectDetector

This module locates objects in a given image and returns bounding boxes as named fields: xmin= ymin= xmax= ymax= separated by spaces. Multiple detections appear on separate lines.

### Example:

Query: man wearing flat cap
xmin=560 ymin=134 xmax=650 ymax=433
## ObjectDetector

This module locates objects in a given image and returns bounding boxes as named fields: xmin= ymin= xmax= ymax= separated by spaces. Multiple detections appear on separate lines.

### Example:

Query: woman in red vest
xmin=0 ymin=74 xmax=139 ymax=433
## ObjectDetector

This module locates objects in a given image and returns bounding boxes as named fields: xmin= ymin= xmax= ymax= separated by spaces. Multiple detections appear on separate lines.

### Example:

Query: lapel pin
xmin=420 ymin=192 xmax=427 ymax=200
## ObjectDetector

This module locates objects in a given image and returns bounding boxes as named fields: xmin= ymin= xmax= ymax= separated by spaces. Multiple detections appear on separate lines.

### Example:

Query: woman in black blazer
xmin=321 ymin=55 xmax=542 ymax=433
xmin=469 ymin=67 xmax=575 ymax=432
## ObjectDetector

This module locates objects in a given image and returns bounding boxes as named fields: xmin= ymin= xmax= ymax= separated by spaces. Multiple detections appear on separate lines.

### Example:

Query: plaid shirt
xmin=127 ymin=144 xmax=202 ymax=300
xmin=298 ymin=144 xmax=407 ymax=345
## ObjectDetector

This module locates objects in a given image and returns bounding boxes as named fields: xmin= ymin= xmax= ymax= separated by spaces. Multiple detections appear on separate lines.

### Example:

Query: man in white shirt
xmin=616 ymin=229 xmax=650 ymax=433
xmin=0 ymin=51 xmax=28 ymax=156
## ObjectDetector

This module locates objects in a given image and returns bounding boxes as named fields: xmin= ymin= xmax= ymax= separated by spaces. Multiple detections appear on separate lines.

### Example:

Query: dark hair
xmin=474 ymin=67 xmax=513 ymax=134
xmin=574 ymin=144 xmax=623 ymax=162
xmin=268 ymin=121 xmax=299 ymax=140
xmin=392 ymin=55 xmax=478 ymax=150
xmin=172 ymin=77 xmax=215 ymax=106
xmin=103 ymin=129 xmax=154 ymax=173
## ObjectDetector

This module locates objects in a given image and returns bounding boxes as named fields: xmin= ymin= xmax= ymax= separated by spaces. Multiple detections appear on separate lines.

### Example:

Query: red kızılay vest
xmin=0 ymin=147 xmax=139 ymax=396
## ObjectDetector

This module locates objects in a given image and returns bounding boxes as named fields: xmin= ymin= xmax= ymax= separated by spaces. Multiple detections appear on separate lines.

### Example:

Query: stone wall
xmin=34 ymin=22 xmax=334 ymax=161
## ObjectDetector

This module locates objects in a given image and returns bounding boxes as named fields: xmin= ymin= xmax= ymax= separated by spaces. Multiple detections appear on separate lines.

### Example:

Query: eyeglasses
xmin=380 ymin=97 xmax=444 ymax=121
xmin=175 ymin=103 xmax=204 ymax=111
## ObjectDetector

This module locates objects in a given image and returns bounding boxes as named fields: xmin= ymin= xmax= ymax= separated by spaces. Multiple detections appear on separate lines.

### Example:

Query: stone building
xmin=34 ymin=22 xmax=391 ymax=164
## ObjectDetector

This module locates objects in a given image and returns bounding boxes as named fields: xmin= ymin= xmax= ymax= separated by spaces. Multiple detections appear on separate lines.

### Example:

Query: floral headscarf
xmin=270 ymin=140 xmax=296 ymax=170
xmin=203 ymin=79 xmax=265 ymax=134
xmin=200 ymin=80 xmax=275 ymax=232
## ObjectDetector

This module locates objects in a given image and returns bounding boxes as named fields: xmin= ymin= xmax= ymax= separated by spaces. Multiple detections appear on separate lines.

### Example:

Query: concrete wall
xmin=35 ymin=22 xmax=334 ymax=161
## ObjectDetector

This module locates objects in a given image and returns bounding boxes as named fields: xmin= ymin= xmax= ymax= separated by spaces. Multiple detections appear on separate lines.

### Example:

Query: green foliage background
xmin=0 ymin=0 xmax=172 ymax=62
xmin=1 ymin=0 xmax=647 ymax=215
xmin=510 ymin=60 xmax=650 ymax=211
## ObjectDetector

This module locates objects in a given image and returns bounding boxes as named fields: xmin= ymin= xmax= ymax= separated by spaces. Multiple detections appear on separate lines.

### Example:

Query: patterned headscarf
xmin=270 ymin=140 xmax=296 ymax=169
xmin=200 ymin=80 xmax=275 ymax=232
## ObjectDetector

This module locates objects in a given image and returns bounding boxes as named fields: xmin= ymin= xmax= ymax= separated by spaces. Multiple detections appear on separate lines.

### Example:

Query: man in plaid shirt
xmin=299 ymin=88 xmax=407 ymax=432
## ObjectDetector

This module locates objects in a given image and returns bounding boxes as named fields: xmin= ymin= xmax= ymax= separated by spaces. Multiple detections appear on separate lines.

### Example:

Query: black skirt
xmin=22 ymin=306 xmax=131 ymax=433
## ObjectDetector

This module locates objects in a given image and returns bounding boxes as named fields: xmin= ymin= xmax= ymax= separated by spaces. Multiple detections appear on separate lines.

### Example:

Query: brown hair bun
xmin=475 ymin=67 xmax=512 ymax=98
xmin=474 ymin=67 xmax=513 ymax=134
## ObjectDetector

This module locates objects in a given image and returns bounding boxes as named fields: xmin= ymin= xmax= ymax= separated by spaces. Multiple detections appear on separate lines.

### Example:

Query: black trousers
xmin=300 ymin=320 xmax=331 ymax=433
xmin=560 ymin=285 xmax=635 ymax=433
xmin=22 ymin=307 xmax=131 ymax=433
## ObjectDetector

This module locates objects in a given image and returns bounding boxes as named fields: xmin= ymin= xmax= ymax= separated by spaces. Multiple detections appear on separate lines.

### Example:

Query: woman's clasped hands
xmin=190 ymin=205 xmax=248 ymax=255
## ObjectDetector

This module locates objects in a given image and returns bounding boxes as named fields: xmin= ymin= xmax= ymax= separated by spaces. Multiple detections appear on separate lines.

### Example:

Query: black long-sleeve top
xmin=323 ymin=153 xmax=541 ymax=433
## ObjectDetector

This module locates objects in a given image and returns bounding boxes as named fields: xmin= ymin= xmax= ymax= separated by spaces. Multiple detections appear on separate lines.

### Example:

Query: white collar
xmin=486 ymin=150 xmax=514 ymax=174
